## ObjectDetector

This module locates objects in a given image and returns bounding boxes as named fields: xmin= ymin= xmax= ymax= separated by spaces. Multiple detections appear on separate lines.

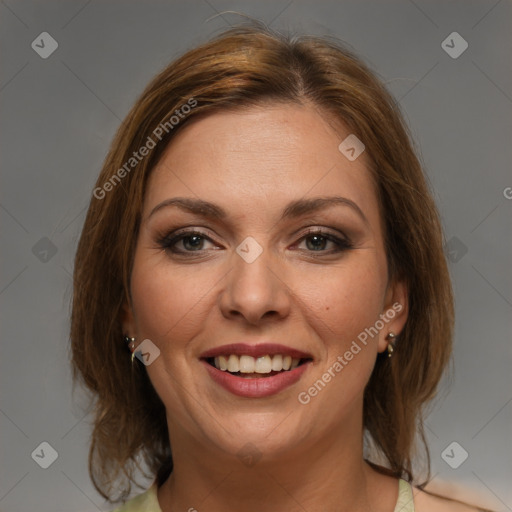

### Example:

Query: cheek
xmin=294 ymin=262 xmax=386 ymax=416
xmin=130 ymin=254 xmax=215 ymax=344
xmin=297 ymin=258 xmax=387 ymax=343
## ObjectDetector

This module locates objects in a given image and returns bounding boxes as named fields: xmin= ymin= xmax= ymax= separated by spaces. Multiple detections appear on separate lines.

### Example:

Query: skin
xmin=122 ymin=104 xmax=477 ymax=512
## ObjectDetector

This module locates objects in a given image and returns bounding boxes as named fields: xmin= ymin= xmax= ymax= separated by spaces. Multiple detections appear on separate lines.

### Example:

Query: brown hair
xmin=71 ymin=23 xmax=453 ymax=502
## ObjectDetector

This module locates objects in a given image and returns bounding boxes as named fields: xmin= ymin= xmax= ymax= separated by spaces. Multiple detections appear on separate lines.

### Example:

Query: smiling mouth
xmin=204 ymin=354 xmax=312 ymax=379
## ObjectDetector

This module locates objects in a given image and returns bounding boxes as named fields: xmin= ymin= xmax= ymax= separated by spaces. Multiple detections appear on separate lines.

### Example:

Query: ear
xmin=377 ymin=279 xmax=409 ymax=353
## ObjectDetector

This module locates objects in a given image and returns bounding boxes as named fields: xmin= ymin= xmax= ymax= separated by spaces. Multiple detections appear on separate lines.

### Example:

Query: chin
xmin=202 ymin=408 xmax=311 ymax=459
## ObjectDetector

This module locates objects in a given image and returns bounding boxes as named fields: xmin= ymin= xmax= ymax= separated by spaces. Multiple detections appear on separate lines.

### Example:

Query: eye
xmin=295 ymin=229 xmax=353 ymax=253
xmin=157 ymin=230 xmax=218 ymax=254
xmin=156 ymin=227 xmax=353 ymax=257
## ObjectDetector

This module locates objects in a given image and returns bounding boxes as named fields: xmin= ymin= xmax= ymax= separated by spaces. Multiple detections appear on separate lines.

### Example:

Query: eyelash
xmin=156 ymin=228 xmax=353 ymax=257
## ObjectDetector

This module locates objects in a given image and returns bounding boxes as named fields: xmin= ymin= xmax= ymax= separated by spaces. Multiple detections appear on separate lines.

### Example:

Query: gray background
xmin=1 ymin=1 xmax=511 ymax=511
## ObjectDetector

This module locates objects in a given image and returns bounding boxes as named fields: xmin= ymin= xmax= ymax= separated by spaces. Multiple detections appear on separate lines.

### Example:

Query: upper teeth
xmin=213 ymin=354 xmax=300 ymax=373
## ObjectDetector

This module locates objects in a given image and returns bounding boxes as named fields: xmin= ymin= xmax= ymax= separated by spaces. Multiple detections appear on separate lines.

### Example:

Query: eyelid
xmin=297 ymin=226 xmax=348 ymax=238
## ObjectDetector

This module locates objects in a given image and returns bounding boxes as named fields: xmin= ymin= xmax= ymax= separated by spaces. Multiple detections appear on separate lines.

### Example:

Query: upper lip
xmin=200 ymin=343 xmax=313 ymax=360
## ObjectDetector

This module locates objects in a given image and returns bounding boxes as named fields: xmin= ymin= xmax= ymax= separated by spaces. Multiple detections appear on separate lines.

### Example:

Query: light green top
xmin=112 ymin=478 xmax=415 ymax=511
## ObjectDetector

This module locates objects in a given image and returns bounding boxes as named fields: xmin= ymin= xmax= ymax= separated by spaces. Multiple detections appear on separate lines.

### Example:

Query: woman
xmin=71 ymin=24 xmax=488 ymax=511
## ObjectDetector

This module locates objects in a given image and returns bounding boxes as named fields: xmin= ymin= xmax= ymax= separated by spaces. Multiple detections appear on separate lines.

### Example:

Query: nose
xmin=219 ymin=247 xmax=291 ymax=325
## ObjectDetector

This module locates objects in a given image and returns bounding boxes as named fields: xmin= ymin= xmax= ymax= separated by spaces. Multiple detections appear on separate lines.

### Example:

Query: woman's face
xmin=123 ymin=103 xmax=407 ymax=463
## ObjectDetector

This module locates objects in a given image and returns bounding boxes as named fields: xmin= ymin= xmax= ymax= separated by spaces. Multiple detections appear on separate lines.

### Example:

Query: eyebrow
xmin=148 ymin=196 xmax=369 ymax=226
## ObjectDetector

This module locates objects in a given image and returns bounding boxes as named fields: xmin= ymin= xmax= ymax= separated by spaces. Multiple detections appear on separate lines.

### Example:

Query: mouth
xmin=200 ymin=343 xmax=313 ymax=397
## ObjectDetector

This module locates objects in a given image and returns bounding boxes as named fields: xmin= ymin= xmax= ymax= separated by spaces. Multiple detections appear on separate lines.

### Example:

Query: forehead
xmin=144 ymin=104 xmax=380 ymax=226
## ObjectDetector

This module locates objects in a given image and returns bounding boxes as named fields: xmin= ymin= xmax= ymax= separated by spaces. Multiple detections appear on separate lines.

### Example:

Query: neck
xmin=157 ymin=418 xmax=398 ymax=512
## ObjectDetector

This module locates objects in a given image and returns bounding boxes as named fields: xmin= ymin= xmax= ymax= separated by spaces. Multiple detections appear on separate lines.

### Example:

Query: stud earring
xmin=386 ymin=332 xmax=396 ymax=358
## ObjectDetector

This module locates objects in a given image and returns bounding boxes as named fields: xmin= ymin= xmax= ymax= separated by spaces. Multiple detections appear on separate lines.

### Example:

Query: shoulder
xmin=413 ymin=487 xmax=492 ymax=512
xmin=110 ymin=484 xmax=161 ymax=512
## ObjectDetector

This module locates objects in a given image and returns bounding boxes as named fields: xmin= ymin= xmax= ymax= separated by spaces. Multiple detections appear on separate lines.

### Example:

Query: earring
xmin=386 ymin=332 xmax=396 ymax=358
xmin=124 ymin=336 xmax=136 ymax=363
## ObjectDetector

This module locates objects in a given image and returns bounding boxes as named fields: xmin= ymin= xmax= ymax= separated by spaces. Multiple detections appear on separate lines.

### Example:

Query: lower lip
xmin=202 ymin=360 xmax=310 ymax=398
